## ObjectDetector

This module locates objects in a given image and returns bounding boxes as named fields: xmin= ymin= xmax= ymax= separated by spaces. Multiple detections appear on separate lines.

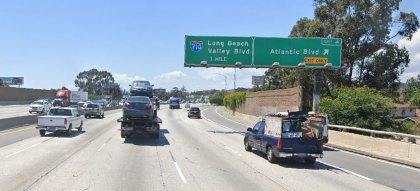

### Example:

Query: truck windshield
xmin=48 ymin=109 xmax=72 ymax=116
xmin=32 ymin=102 xmax=43 ymax=105
xmin=282 ymin=120 xmax=301 ymax=133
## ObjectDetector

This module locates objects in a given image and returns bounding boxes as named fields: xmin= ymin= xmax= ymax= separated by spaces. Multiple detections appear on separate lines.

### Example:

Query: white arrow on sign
xmin=323 ymin=49 xmax=329 ymax=55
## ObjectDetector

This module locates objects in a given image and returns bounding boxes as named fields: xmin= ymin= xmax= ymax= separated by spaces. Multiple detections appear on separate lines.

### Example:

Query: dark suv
xmin=123 ymin=96 xmax=154 ymax=121
xmin=130 ymin=80 xmax=153 ymax=98
xmin=188 ymin=107 xmax=201 ymax=118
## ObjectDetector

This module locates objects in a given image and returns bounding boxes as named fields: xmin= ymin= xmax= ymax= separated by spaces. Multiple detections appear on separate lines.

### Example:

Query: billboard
xmin=0 ymin=77 xmax=24 ymax=85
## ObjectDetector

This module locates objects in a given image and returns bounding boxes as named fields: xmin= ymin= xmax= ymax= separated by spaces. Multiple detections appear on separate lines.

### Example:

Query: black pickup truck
xmin=244 ymin=112 xmax=326 ymax=164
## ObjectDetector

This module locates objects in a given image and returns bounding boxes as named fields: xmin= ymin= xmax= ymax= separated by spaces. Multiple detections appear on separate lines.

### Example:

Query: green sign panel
xmin=184 ymin=36 xmax=342 ymax=68
xmin=253 ymin=37 xmax=342 ymax=68
xmin=184 ymin=36 xmax=253 ymax=67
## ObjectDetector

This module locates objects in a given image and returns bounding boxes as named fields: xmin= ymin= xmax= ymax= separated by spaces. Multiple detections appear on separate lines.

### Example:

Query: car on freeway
xmin=84 ymin=103 xmax=105 ymax=118
xmin=244 ymin=111 xmax=324 ymax=164
xmin=29 ymin=100 xmax=52 ymax=114
xmin=123 ymin=96 xmax=154 ymax=121
xmin=36 ymin=107 xmax=83 ymax=136
xmin=129 ymin=80 xmax=154 ymax=98
xmin=95 ymin=100 xmax=107 ymax=108
xmin=188 ymin=107 xmax=201 ymax=119
xmin=107 ymin=100 xmax=119 ymax=107
xmin=185 ymin=102 xmax=191 ymax=110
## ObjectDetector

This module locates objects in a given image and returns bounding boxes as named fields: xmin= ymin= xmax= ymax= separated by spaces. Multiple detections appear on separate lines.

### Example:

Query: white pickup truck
xmin=36 ymin=107 xmax=83 ymax=136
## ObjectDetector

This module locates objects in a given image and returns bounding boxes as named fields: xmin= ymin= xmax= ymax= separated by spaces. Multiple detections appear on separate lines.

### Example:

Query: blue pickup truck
xmin=244 ymin=112 xmax=326 ymax=164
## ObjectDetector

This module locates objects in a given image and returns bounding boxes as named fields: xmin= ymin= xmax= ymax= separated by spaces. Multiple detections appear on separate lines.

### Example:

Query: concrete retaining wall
xmin=329 ymin=130 xmax=420 ymax=167
xmin=236 ymin=86 xmax=303 ymax=116
xmin=0 ymin=87 xmax=56 ymax=102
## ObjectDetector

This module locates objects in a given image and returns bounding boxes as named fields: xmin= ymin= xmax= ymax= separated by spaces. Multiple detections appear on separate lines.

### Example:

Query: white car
xmin=29 ymin=100 xmax=52 ymax=114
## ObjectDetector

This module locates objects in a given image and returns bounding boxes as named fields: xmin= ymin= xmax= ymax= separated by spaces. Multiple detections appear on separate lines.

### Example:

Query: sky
xmin=0 ymin=0 xmax=419 ymax=92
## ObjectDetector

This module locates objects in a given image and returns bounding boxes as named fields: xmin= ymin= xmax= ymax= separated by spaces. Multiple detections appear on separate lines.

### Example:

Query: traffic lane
xmin=169 ymin=107 xmax=392 ymax=191
xmin=0 ymin=109 xmax=122 ymax=149
xmin=0 ymin=110 xmax=122 ymax=191
xmin=26 ymin=120 xmax=173 ymax=191
xmin=0 ymin=104 xmax=35 ymax=120
xmin=203 ymin=106 xmax=419 ymax=191
xmin=322 ymin=147 xmax=420 ymax=191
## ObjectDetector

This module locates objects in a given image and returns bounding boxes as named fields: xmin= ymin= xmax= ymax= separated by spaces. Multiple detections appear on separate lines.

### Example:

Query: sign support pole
xmin=313 ymin=70 xmax=321 ymax=113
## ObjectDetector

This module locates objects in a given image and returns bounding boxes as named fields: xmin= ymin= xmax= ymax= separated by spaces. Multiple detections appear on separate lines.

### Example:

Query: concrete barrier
xmin=328 ymin=130 xmax=420 ymax=167
xmin=0 ymin=106 xmax=123 ymax=132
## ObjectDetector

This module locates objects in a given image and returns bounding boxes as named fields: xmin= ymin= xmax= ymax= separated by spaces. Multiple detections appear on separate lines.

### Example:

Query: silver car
xmin=84 ymin=103 xmax=105 ymax=118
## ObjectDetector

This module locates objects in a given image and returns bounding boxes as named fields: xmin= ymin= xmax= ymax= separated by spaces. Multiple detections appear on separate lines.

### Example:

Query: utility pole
xmin=313 ymin=70 xmax=321 ymax=113
xmin=234 ymin=68 xmax=236 ymax=93
xmin=215 ymin=73 xmax=227 ymax=93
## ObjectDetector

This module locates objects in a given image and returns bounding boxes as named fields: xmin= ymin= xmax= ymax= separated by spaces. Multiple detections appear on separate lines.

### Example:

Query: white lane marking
xmin=6 ymin=142 xmax=41 ymax=158
xmin=224 ymin=145 xmax=242 ymax=156
xmin=324 ymin=145 xmax=420 ymax=173
xmin=174 ymin=162 xmax=187 ymax=183
xmin=97 ymin=143 xmax=106 ymax=152
xmin=215 ymin=107 xmax=249 ymax=127
xmin=0 ymin=127 xmax=33 ymax=136
xmin=202 ymin=109 xmax=240 ymax=133
xmin=318 ymin=161 xmax=373 ymax=181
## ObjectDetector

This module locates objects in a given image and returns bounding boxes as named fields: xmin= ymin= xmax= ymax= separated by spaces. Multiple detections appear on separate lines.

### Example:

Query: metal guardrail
xmin=329 ymin=124 xmax=420 ymax=140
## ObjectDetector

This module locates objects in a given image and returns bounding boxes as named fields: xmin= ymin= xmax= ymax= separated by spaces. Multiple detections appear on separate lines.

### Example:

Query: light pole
xmin=215 ymin=73 xmax=227 ymax=92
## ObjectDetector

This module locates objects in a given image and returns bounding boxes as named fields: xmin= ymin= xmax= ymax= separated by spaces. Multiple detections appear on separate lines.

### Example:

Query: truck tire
xmin=305 ymin=158 xmax=316 ymax=164
xmin=66 ymin=125 xmax=72 ymax=137
xmin=85 ymin=115 xmax=88 ymax=118
xmin=101 ymin=113 xmax=104 ymax=119
xmin=121 ymin=131 xmax=126 ymax=138
xmin=42 ymin=108 xmax=45 ymax=113
xmin=244 ymin=140 xmax=252 ymax=151
xmin=39 ymin=130 xmax=46 ymax=136
xmin=266 ymin=146 xmax=277 ymax=163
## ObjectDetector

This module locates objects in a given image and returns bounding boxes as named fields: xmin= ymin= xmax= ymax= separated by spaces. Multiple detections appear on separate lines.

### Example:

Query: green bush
xmin=319 ymin=86 xmax=395 ymax=130
xmin=223 ymin=91 xmax=247 ymax=111
xmin=209 ymin=92 xmax=224 ymax=105
xmin=409 ymin=90 xmax=420 ymax=107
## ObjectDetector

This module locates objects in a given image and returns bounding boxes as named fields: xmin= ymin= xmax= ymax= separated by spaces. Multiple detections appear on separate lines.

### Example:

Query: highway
xmin=0 ymin=104 xmax=39 ymax=120
xmin=0 ymin=105 xmax=418 ymax=190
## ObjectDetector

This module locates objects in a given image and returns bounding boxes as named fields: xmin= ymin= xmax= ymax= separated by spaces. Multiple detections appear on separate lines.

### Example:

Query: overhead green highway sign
xmin=184 ymin=36 xmax=253 ymax=67
xmin=184 ymin=36 xmax=342 ymax=68
xmin=253 ymin=37 xmax=342 ymax=68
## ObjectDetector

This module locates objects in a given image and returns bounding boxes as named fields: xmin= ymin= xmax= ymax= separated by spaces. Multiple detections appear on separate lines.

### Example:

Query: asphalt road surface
xmin=0 ymin=104 xmax=417 ymax=191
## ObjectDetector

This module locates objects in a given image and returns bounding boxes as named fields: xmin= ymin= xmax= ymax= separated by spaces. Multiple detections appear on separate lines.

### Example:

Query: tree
xmin=0 ymin=79 xmax=3 ymax=87
xmin=409 ymin=90 xmax=420 ymax=107
xmin=265 ymin=0 xmax=419 ymax=100
xmin=403 ymin=75 xmax=420 ymax=102
xmin=209 ymin=92 xmax=224 ymax=105
xmin=319 ymin=87 xmax=395 ymax=130
xmin=74 ymin=68 xmax=116 ymax=97
xmin=61 ymin=86 xmax=68 ymax=90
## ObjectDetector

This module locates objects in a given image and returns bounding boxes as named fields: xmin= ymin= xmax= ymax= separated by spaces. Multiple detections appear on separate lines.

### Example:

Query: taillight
xmin=277 ymin=139 xmax=283 ymax=150
xmin=145 ymin=104 xmax=152 ymax=109
xmin=318 ymin=140 xmax=324 ymax=148
xmin=124 ymin=103 xmax=129 ymax=108
xmin=64 ymin=118 xmax=67 ymax=125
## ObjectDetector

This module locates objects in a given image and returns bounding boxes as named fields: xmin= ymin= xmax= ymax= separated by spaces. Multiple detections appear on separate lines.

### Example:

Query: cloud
xmin=398 ymin=30 xmax=420 ymax=82
xmin=154 ymin=71 xmax=187 ymax=81
xmin=114 ymin=73 xmax=146 ymax=90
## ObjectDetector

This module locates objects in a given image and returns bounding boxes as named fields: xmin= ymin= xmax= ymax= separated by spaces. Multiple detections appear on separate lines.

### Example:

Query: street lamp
xmin=215 ymin=73 xmax=227 ymax=92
